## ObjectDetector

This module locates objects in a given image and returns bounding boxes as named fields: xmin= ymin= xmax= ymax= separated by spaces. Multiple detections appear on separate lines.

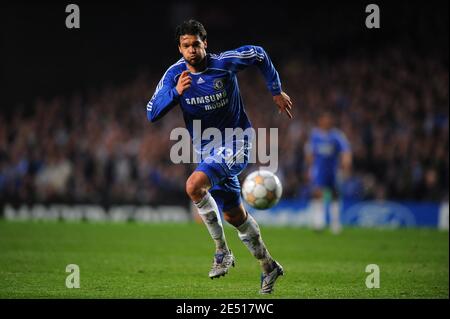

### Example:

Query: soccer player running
xmin=304 ymin=111 xmax=352 ymax=234
xmin=146 ymin=20 xmax=292 ymax=294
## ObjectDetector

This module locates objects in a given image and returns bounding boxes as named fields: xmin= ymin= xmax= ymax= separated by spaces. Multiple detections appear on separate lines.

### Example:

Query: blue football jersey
xmin=305 ymin=128 xmax=351 ymax=175
xmin=146 ymin=45 xmax=282 ymax=153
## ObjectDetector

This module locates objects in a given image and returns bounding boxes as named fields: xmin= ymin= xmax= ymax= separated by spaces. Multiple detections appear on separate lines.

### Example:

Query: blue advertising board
xmin=246 ymin=199 xmax=449 ymax=229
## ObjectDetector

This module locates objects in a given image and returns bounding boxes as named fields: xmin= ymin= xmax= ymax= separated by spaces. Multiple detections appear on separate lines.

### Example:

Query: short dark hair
xmin=175 ymin=19 xmax=207 ymax=44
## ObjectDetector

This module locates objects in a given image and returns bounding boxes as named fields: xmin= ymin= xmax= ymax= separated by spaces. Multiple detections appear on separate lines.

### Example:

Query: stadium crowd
xmin=0 ymin=48 xmax=448 ymax=205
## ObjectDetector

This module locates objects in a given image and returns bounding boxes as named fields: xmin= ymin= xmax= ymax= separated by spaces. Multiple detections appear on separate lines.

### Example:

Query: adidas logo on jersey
xmin=197 ymin=77 xmax=205 ymax=84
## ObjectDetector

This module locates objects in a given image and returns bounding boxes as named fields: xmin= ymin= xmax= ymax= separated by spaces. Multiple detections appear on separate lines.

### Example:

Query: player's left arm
xmin=224 ymin=45 xmax=293 ymax=119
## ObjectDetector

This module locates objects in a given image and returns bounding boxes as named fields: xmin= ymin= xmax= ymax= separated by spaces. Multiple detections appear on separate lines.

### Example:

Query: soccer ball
xmin=242 ymin=169 xmax=283 ymax=210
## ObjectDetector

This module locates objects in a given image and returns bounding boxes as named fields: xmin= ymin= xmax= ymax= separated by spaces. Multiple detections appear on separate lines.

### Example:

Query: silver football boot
xmin=209 ymin=249 xmax=235 ymax=279
xmin=260 ymin=260 xmax=284 ymax=294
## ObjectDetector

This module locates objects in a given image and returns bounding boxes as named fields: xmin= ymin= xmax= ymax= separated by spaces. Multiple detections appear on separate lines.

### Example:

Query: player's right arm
xmin=304 ymin=136 xmax=314 ymax=183
xmin=335 ymin=130 xmax=352 ymax=178
xmin=147 ymin=66 xmax=191 ymax=122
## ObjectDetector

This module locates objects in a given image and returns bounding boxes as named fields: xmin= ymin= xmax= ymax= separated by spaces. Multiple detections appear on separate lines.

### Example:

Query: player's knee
xmin=185 ymin=177 xmax=207 ymax=201
xmin=185 ymin=179 xmax=199 ymax=198
xmin=223 ymin=213 xmax=234 ymax=225
xmin=224 ymin=211 xmax=246 ymax=227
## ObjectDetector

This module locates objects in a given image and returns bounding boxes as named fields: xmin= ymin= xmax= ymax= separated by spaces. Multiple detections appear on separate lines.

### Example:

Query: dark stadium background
xmin=2 ymin=1 xmax=448 ymax=105
xmin=0 ymin=0 xmax=448 ymax=208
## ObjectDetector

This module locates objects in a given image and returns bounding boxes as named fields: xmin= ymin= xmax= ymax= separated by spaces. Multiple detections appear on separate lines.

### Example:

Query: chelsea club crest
xmin=213 ymin=78 xmax=225 ymax=90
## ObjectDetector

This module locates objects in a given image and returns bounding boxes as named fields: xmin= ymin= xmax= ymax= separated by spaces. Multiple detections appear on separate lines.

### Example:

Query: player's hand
xmin=273 ymin=91 xmax=293 ymax=119
xmin=176 ymin=70 xmax=192 ymax=95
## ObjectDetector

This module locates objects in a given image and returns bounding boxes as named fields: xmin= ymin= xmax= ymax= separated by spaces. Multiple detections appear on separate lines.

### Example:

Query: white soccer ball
xmin=242 ymin=169 xmax=283 ymax=210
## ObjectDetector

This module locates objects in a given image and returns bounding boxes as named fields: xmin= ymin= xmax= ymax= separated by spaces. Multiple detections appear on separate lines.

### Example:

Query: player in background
xmin=146 ymin=20 xmax=293 ymax=294
xmin=304 ymin=111 xmax=352 ymax=234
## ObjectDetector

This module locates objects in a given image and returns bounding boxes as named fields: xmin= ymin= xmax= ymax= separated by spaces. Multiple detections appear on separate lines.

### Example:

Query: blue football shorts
xmin=194 ymin=138 xmax=251 ymax=212
xmin=311 ymin=165 xmax=337 ymax=191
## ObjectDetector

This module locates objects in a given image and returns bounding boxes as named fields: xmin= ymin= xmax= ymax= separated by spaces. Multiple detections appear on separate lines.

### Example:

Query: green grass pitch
xmin=0 ymin=220 xmax=448 ymax=298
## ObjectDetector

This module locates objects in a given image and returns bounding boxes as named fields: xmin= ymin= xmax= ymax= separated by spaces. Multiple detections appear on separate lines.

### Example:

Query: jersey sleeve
xmin=215 ymin=45 xmax=282 ymax=96
xmin=146 ymin=66 xmax=181 ymax=122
